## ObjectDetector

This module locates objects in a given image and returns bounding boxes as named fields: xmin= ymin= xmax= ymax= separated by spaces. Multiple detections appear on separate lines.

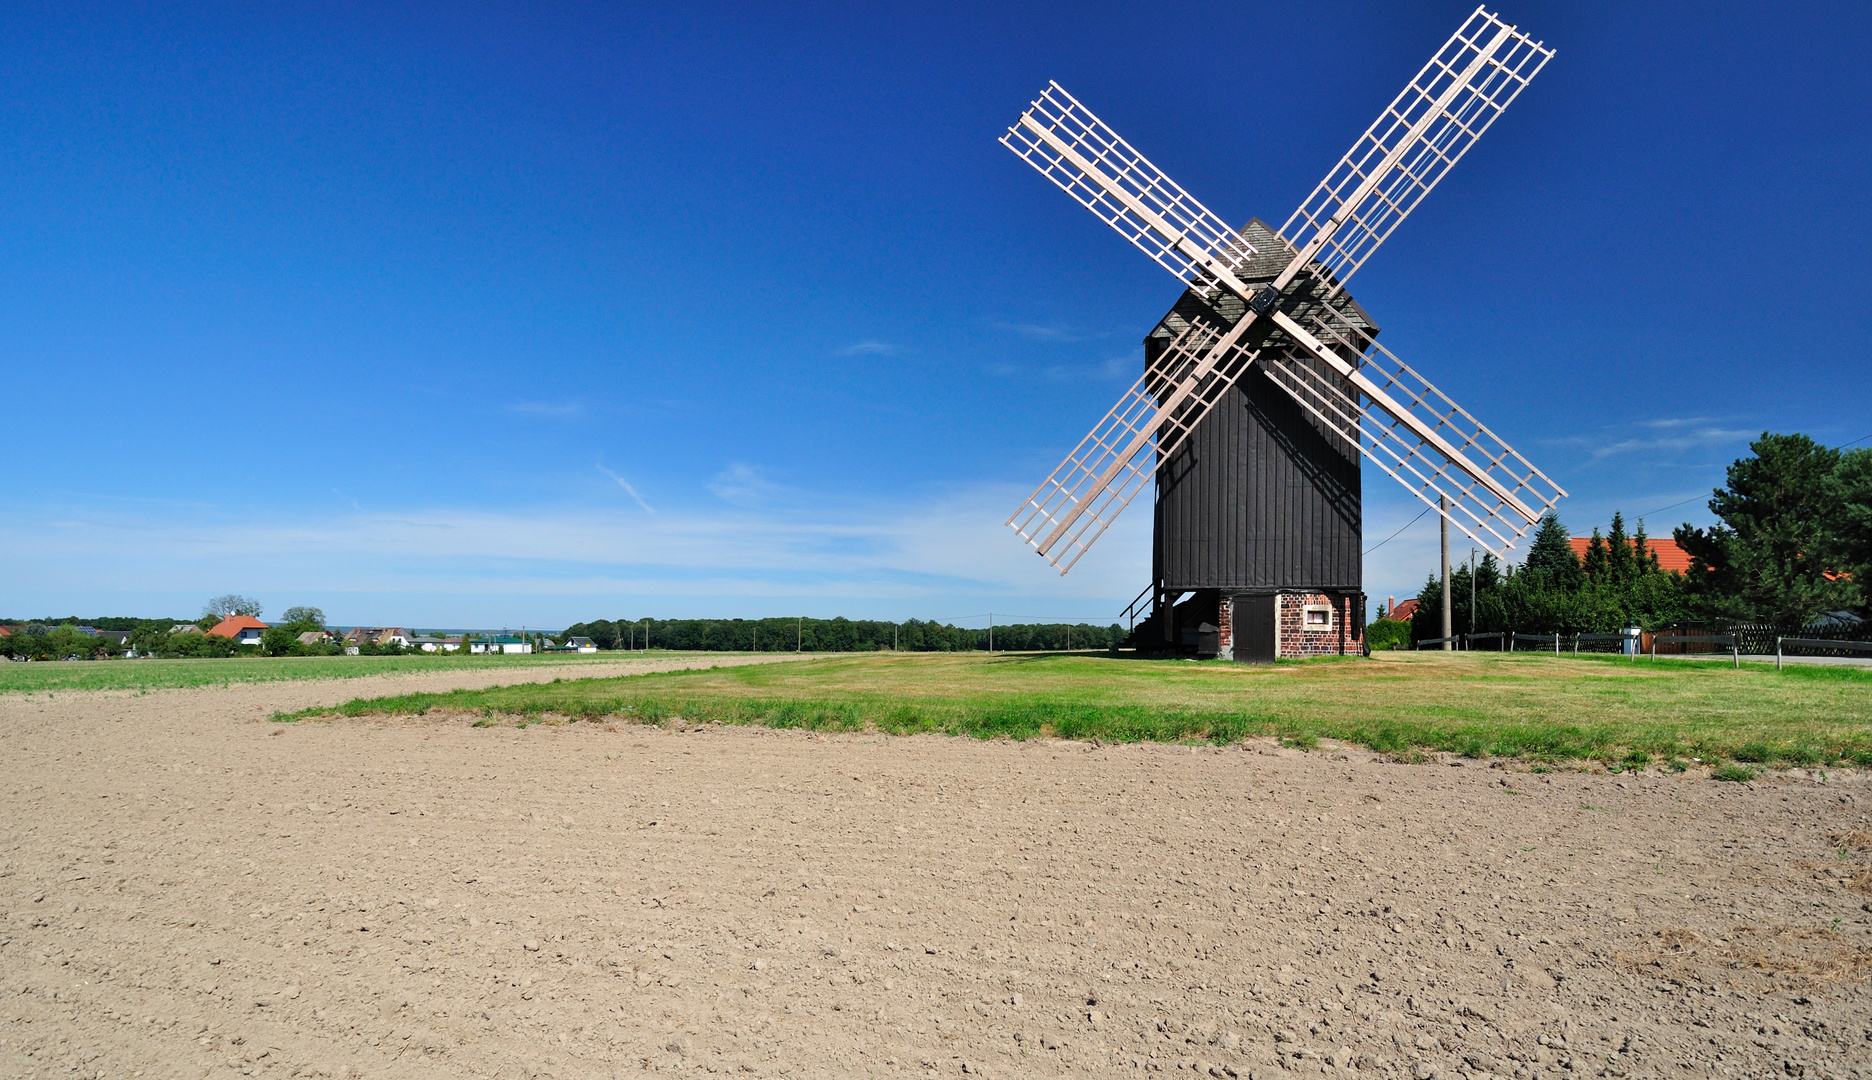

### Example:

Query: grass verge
xmin=281 ymin=650 xmax=1872 ymax=768
xmin=0 ymin=650 xmax=704 ymax=694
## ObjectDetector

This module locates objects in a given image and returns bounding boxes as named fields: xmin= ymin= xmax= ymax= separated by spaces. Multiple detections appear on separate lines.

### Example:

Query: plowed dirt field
xmin=3 ymin=660 xmax=1869 ymax=1079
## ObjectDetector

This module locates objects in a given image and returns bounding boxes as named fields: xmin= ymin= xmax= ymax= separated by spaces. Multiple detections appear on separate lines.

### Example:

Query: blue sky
xmin=4 ymin=1 xmax=1868 ymax=628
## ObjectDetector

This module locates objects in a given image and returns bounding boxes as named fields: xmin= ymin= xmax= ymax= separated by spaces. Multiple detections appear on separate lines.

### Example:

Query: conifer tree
xmin=1632 ymin=519 xmax=1661 ymax=574
xmin=1522 ymin=513 xmax=1579 ymax=584
xmin=1606 ymin=512 xmax=1633 ymax=582
xmin=1583 ymin=529 xmax=1610 ymax=580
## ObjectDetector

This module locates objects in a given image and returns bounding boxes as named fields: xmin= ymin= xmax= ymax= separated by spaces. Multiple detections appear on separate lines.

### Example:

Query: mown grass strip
xmin=0 ymin=651 xmax=697 ymax=694
xmin=279 ymin=651 xmax=1872 ymax=769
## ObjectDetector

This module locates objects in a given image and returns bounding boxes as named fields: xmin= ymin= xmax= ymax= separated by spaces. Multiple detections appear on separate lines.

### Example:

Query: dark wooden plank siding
xmin=1154 ymin=362 xmax=1362 ymax=592
xmin=1144 ymin=217 xmax=1368 ymax=594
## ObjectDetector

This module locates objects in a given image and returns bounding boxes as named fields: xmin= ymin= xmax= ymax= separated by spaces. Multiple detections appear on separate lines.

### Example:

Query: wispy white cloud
xmin=989 ymin=355 xmax=1136 ymax=382
xmin=707 ymin=462 xmax=788 ymax=507
xmin=993 ymin=321 xmax=1109 ymax=344
xmin=595 ymin=465 xmax=655 ymax=514
xmin=0 ymin=478 xmax=1150 ymax=625
xmin=1583 ymin=427 xmax=1753 ymax=461
xmin=839 ymin=340 xmax=898 ymax=357
xmin=1543 ymin=417 xmax=1753 ymax=463
xmin=508 ymin=401 xmax=584 ymax=418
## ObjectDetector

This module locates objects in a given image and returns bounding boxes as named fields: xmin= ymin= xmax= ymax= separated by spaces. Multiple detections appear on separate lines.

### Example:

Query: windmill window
xmin=1303 ymin=604 xmax=1333 ymax=629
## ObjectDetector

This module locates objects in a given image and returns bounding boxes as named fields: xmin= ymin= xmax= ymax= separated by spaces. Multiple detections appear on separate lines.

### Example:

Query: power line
xmin=1635 ymin=433 xmax=1868 ymax=522
xmin=1363 ymin=505 xmax=1432 ymax=555
xmin=1635 ymin=493 xmax=1707 ymax=520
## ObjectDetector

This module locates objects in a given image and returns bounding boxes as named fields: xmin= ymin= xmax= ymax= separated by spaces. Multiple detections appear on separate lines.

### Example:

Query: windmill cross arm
xmin=1265 ymin=309 xmax=1540 ymax=526
xmin=1272 ymin=15 xmax=1518 ymax=295
xmin=1001 ymin=83 xmax=1260 ymax=301
xmin=1014 ymin=114 xmax=1256 ymax=301
xmin=1030 ymin=308 xmax=1264 ymax=556
xmin=1276 ymin=8 xmax=1552 ymax=293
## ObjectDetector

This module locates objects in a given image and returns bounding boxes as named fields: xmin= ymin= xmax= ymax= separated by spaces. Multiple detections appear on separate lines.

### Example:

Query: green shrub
xmin=1365 ymin=618 xmax=1413 ymax=651
xmin=1712 ymin=763 xmax=1757 ymax=782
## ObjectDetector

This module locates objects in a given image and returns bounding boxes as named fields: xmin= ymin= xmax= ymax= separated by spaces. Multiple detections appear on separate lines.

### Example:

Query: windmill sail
xmin=1259 ymin=308 xmax=1565 ymax=554
xmin=1003 ymin=7 xmax=1556 ymax=573
xmin=1000 ymin=82 xmax=1261 ymax=303
xmin=1278 ymin=7 xmax=1554 ymax=296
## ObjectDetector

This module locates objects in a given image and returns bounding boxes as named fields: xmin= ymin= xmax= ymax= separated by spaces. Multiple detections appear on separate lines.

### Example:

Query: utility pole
xmin=989 ymin=612 xmax=994 ymax=653
xmin=893 ymin=623 xmax=898 ymax=651
xmin=1440 ymin=496 xmax=1452 ymax=651
xmin=796 ymin=617 xmax=801 ymax=652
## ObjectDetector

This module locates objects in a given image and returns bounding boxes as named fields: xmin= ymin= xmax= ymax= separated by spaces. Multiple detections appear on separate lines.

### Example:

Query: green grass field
xmin=285 ymin=650 xmax=1872 ymax=768
xmin=0 ymin=651 xmax=696 ymax=694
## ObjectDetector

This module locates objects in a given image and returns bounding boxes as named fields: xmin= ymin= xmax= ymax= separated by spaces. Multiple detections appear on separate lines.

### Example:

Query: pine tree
xmin=1583 ymin=529 xmax=1610 ymax=580
xmin=1632 ymin=519 xmax=1661 ymax=574
xmin=1522 ymin=513 xmax=1578 ymax=583
xmin=1606 ymin=512 xmax=1633 ymax=582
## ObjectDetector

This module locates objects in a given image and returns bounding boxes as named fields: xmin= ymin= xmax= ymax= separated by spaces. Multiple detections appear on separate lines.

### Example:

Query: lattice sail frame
xmin=1261 ymin=308 xmax=1565 ymax=554
xmin=1279 ymin=7 xmax=1554 ymax=297
xmin=1000 ymin=82 xmax=1261 ymax=304
xmin=1006 ymin=315 xmax=1263 ymax=573
xmin=1003 ymin=6 xmax=1562 ymax=573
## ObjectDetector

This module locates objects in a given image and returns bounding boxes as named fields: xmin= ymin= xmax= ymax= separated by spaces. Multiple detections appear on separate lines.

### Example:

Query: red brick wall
xmin=1213 ymin=593 xmax=1364 ymax=660
xmin=1276 ymin=593 xmax=1363 ymax=658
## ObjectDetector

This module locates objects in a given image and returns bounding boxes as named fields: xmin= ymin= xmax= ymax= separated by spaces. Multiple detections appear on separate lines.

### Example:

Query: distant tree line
xmin=1394 ymin=432 xmax=1869 ymax=642
xmin=0 ymin=615 xmax=176 ymax=632
xmin=1 ymin=601 xmax=342 ymax=660
xmin=560 ymin=616 xmax=1127 ymax=653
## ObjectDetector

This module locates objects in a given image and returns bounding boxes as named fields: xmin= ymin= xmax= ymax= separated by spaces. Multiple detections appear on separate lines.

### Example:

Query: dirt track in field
xmin=3 ymin=665 xmax=1871 ymax=1080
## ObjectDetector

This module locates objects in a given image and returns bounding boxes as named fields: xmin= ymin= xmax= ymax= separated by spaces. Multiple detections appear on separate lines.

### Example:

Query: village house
xmin=206 ymin=615 xmax=268 ymax=646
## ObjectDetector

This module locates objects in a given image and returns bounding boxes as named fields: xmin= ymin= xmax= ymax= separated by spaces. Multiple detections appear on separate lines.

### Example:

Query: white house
xmin=206 ymin=616 xmax=268 ymax=647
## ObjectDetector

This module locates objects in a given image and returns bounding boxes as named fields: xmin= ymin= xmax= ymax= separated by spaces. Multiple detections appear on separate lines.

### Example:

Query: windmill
xmin=1001 ymin=6 xmax=1566 ymax=662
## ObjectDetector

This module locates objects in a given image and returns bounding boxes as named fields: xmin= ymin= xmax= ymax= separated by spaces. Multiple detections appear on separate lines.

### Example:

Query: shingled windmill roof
xmin=1145 ymin=218 xmax=1378 ymax=356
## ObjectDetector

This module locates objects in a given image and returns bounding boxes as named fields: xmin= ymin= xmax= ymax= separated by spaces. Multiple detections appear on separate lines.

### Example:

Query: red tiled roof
xmin=206 ymin=615 xmax=270 ymax=639
xmin=1568 ymin=536 xmax=1694 ymax=574
xmin=1385 ymin=598 xmax=1420 ymax=622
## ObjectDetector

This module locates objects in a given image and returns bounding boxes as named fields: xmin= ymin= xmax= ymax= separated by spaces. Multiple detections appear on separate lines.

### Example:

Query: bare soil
xmin=3 ymin=663 xmax=1870 ymax=1080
